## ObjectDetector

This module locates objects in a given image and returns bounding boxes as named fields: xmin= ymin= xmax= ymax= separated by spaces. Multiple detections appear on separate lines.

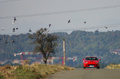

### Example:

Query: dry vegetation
xmin=0 ymin=64 xmax=75 ymax=79
xmin=105 ymin=64 xmax=120 ymax=69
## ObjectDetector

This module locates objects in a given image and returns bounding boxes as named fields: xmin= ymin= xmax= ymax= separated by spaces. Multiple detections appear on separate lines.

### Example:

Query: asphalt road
xmin=48 ymin=68 xmax=120 ymax=79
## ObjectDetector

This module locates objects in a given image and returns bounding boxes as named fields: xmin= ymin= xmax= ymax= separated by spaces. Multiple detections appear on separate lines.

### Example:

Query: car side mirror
xmin=83 ymin=59 xmax=85 ymax=60
xmin=99 ymin=59 xmax=101 ymax=61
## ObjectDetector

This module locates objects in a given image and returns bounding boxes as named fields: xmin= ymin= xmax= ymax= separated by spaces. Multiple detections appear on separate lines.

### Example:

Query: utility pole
xmin=20 ymin=53 xmax=23 ymax=65
xmin=63 ymin=39 xmax=66 ymax=66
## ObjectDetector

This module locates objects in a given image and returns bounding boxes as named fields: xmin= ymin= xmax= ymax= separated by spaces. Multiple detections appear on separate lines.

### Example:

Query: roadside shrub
xmin=0 ymin=73 xmax=5 ymax=79
xmin=0 ymin=64 xmax=75 ymax=79
xmin=106 ymin=64 xmax=120 ymax=69
xmin=2 ymin=65 xmax=12 ymax=70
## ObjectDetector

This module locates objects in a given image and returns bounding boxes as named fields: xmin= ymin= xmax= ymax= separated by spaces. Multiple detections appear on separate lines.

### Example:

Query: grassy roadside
xmin=105 ymin=64 xmax=120 ymax=69
xmin=0 ymin=64 xmax=75 ymax=79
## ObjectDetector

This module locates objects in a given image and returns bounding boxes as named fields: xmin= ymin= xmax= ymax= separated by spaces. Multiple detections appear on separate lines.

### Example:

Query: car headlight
xmin=85 ymin=62 xmax=88 ymax=63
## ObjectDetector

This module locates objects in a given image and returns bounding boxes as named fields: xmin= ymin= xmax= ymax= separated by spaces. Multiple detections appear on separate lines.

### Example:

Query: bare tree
xmin=29 ymin=28 xmax=58 ymax=64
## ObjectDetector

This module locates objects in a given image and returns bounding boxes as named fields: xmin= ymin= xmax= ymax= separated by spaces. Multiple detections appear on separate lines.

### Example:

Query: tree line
xmin=1 ymin=30 xmax=120 ymax=67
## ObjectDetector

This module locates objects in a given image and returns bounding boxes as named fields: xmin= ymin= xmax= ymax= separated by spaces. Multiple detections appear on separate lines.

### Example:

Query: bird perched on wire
xmin=12 ymin=17 xmax=17 ymax=24
xmin=105 ymin=26 xmax=108 ymax=29
xmin=68 ymin=20 xmax=71 ymax=23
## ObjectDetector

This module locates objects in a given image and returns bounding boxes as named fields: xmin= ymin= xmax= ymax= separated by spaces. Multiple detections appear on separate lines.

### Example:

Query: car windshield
xmin=85 ymin=57 xmax=98 ymax=60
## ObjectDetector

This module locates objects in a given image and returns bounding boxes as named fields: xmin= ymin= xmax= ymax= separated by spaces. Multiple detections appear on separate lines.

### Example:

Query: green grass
xmin=0 ymin=64 xmax=75 ymax=79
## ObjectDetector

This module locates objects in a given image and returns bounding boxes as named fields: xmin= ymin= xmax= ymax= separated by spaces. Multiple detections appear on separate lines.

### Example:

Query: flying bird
xmin=1 ymin=27 xmax=4 ymax=31
xmin=12 ymin=40 xmax=15 ymax=43
xmin=68 ymin=20 xmax=71 ymax=23
xmin=105 ymin=26 xmax=108 ymax=29
xmin=13 ymin=28 xmax=15 ymax=32
xmin=84 ymin=21 xmax=86 ymax=24
xmin=49 ymin=24 xmax=51 ymax=27
xmin=12 ymin=17 xmax=17 ymax=24
xmin=16 ymin=28 xmax=18 ymax=30
xmin=5 ymin=41 xmax=8 ymax=44
xmin=29 ymin=29 xmax=32 ymax=32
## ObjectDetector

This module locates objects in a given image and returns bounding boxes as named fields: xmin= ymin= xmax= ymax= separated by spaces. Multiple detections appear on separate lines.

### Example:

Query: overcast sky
xmin=0 ymin=0 xmax=120 ymax=35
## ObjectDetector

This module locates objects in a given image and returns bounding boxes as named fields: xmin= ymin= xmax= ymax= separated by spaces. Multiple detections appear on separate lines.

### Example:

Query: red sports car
xmin=83 ymin=57 xmax=100 ymax=69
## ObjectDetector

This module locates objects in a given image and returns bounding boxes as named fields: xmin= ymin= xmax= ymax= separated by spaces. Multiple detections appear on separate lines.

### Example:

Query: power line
xmin=50 ymin=23 xmax=120 ymax=32
xmin=0 ymin=4 xmax=120 ymax=19
xmin=0 ymin=0 xmax=21 ymax=3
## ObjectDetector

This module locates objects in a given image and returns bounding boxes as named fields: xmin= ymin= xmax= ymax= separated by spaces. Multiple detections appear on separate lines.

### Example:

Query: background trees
xmin=1 ymin=30 xmax=120 ymax=67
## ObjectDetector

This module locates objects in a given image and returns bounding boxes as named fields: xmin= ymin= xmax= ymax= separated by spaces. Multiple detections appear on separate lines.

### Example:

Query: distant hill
xmin=1 ymin=30 xmax=120 ymax=67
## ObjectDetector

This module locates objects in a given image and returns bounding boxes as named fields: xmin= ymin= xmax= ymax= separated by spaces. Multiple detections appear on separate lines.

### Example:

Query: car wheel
xmin=83 ymin=67 xmax=86 ymax=69
xmin=97 ymin=67 xmax=100 ymax=69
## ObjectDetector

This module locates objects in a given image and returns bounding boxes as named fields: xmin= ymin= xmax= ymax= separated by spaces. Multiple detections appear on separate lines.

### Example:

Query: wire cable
xmin=0 ymin=4 xmax=120 ymax=19
xmin=0 ymin=0 xmax=21 ymax=3
xmin=50 ymin=23 xmax=120 ymax=32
